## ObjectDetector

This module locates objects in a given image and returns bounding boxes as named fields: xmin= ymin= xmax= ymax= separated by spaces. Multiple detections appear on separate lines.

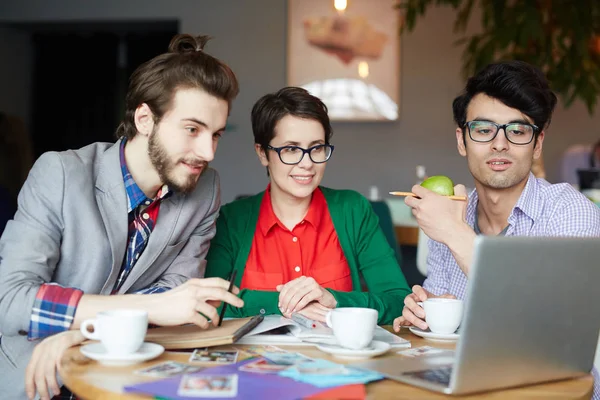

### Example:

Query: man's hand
xmin=25 ymin=330 xmax=86 ymax=400
xmin=276 ymin=276 xmax=337 ymax=316
xmin=296 ymin=302 xmax=333 ymax=323
xmin=393 ymin=285 xmax=456 ymax=332
xmin=406 ymin=184 xmax=469 ymax=246
xmin=149 ymin=278 xmax=243 ymax=328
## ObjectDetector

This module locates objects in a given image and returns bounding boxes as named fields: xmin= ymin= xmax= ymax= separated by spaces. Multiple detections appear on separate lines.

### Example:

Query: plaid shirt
xmin=112 ymin=140 xmax=171 ymax=294
xmin=29 ymin=139 xmax=171 ymax=340
xmin=422 ymin=173 xmax=600 ymax=399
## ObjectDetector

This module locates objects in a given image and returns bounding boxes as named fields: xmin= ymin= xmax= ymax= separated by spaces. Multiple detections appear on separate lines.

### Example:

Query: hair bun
xmin=168 ymin=34 xmax=211 ymax=54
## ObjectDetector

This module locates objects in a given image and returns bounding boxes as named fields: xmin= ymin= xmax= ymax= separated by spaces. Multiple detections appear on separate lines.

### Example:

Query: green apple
xmin=420 ymin=175 xmax=454 ymax=196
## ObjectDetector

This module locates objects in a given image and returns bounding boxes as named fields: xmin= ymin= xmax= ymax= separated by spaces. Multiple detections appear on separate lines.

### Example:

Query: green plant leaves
xmin=395 ymin=0 xmax=600 ymax=113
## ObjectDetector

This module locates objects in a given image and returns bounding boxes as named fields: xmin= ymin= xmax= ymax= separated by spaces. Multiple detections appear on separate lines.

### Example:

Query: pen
xmin=217 ymin=269 xmax=238 ymax=327
xmin=291 ymin=312 xmax=317 ymax=329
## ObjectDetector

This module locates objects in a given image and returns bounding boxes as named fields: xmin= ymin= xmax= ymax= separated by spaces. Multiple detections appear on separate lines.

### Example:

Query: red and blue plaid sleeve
xmin=28 ymin=283 xmax=83 ymax=340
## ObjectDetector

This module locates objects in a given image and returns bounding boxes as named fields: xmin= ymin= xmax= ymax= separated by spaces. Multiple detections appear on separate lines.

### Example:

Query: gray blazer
xmin=0 ymin=140 xmax=220 ymax=398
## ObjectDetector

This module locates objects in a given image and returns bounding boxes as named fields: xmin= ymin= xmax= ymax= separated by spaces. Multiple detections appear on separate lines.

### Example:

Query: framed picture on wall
xmin=287 ymin=0 xmax=400 ymax=121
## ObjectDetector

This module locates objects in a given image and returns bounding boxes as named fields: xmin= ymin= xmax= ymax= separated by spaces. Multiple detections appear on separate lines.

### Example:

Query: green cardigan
xmin=205 ymin=187 xmax=411 ymax=324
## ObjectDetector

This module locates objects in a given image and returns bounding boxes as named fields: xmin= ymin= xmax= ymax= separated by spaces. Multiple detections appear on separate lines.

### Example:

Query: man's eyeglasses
xmin=465 ymin=120 xmax=540 ymax=145
xmin=266 ymin=144 xmax=334 ymax=165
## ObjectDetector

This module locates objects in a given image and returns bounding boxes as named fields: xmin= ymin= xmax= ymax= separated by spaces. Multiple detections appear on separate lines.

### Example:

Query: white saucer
xmin=316 ymin=340 xmax=391 ymax=360
xmin=80 ymin=342 xmax=164 ymax=366
xmin=409 ymin=326 xmax=459 ymax=342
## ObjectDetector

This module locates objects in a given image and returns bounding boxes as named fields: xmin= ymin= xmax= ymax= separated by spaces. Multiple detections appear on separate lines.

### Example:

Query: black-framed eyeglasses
xmin=266 ymin=144 xmax=335 ymax=165
xmin=465 ymin=120 xmax=540 ymax=145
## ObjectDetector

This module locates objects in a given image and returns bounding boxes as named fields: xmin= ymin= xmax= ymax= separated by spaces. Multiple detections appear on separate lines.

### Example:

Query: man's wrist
xmin=76 ymin=293 xmax=158 ymax=326
xmin=444 ymin=222 xmax=475 ymax=251
xmin=132 ymin=293 xmax=161 ymax=324
xmin=445 ymin=222 xmax=476 ymax=276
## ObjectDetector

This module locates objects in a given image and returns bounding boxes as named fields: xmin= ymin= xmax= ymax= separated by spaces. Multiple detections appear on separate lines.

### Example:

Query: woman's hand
xmin=276 ymin=276 xmax=337 ymax=316
xmin=295 ymin=302 xmax=332 ymax=323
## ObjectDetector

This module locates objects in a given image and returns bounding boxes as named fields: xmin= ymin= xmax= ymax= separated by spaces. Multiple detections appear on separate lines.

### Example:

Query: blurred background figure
xmin=0 ymin=112 xmax=33 ymax=235
xmin=559 ymin=139 xmax=600 ymax=188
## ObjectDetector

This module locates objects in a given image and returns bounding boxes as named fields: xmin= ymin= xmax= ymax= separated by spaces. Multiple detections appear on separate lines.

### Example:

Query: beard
xmin=481 ymin=174 xmax=520 ymax=189
xmin=148 ymin=128 xmax=208 ymax=194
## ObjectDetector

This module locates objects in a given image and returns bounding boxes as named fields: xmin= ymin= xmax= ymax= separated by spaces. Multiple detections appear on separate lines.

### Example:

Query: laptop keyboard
xmin=403 ymin=366 xmax=453 ymax=386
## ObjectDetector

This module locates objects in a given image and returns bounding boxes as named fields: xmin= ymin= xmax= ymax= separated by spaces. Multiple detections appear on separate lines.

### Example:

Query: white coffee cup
xmin=326 ymin=307 xmax=378 ymax=350
xmin=80 ymin=309 xmax=148 ymax=355
xmin=419 ymin=298 xmax=463 ymax=334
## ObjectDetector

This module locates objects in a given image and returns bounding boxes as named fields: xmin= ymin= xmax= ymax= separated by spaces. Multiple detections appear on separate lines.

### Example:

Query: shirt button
xmin=142 ymin=213 xmax=150 ymax=220
xmin=292 ymin=237 xmax=298 ymax=242
xmin=145 ymin=200 xmax=151 ymax=205
xmin=135 ymin=253 xmax=140 ymax=260
xmin=259 ymin=309 xmax=266 ymax=315
xmin=294 ymin=266 xmax=300 ymax=272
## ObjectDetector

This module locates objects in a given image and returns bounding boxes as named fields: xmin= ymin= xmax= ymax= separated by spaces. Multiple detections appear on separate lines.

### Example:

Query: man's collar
xmin=511 ymin=172 xmax=540 ymax=221
xmin=466 ymin=188 xmax=479 ymax=226
xmin=468 ymin=172 xmax=540 ymax=226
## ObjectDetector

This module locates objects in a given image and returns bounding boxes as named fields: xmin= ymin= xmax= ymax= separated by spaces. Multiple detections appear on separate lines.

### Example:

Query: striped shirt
xmin=424 ymin=173 xmax=600 ymax=298
xmin=423 ymin=173 xmax=600 ymax=399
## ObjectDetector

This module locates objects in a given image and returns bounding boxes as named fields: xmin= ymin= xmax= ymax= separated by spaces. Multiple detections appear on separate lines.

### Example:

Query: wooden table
xmin=60 ymin=329 xmax=593 ymax=399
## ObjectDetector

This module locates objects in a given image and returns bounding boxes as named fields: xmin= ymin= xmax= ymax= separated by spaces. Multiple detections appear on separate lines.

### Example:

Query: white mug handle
xmin=80 ymin=319 xmax=100 ymax=340
xmin=416 ymin=302 xmax=427 ymax=321
xmin=325 ymin=311 xmax=333 ymax=328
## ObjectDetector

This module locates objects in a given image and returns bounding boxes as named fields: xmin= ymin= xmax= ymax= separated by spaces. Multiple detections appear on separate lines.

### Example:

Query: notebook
xmin=145 ymin=316 xmax=263 ymax=350
xmin=235 ymin=315 xmax=410 ymax=348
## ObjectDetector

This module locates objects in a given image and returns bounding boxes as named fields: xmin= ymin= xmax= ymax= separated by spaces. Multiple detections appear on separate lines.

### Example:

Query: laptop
xmin=352 ymin=236 xmax=600 ymax=395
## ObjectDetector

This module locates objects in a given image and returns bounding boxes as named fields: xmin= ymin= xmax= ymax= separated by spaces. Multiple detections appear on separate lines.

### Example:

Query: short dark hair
xmin=251 ymin=87 xmax=332 ymax=153
xmin=452 ymin=60 xmax=557 ymax=143
xmin=116 ymin=34 xmax=239 ymax=140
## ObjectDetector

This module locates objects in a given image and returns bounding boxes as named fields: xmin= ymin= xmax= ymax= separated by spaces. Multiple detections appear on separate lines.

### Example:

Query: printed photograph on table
xmin=397 ymin=346 xmax=446 ymax=358
xmin=237 ymin=345 xmax=289 ymax=358
xmin=261 ymin=351 xmax=312 ymax=366
xmin=297 ymin=360 xmax=350 ymax=376
xmin=238 ymin=358 xmax=291 ymax=374
xmin=134 ymin=361 xmax=203 ymax=377
xmin=189 ymin=349 xmax=239 ymax=364
xmin=177 ymin=374 xmax=238 ymax=398
xmin=287 ymin=0 xmax=400 ymax=121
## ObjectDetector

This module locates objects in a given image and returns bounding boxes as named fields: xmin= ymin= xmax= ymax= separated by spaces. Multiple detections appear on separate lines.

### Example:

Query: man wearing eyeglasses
xmin=204 ymin=87 xmax=411 ymax=324
xmin=394 ymin=60 xmax=600 ymax=329
xmin=393 ymin=60 xmax=600 ymax=399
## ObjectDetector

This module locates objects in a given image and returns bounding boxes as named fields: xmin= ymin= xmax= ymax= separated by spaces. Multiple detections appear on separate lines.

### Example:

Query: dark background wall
xmin=1 ymin=0 xmax=599 ymax=203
